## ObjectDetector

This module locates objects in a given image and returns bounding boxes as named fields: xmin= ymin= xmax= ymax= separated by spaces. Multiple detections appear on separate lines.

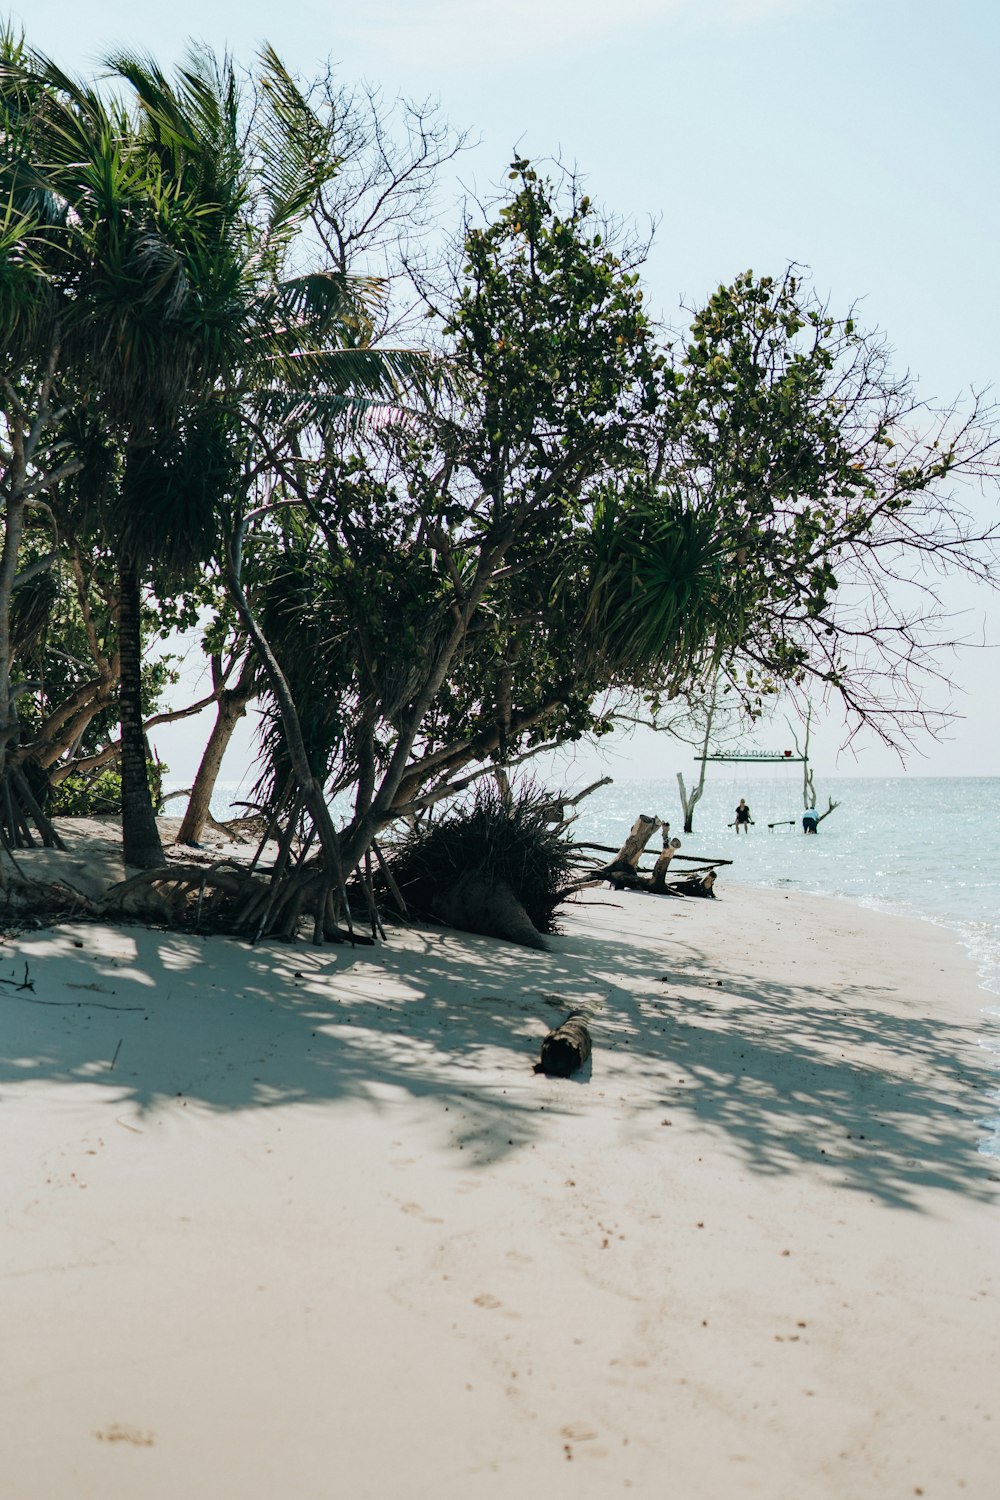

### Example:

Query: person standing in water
xmin=734 ymin=798 xmax=753 ymax=833
xmin=802 ymin=806 xmax=819 ymax=834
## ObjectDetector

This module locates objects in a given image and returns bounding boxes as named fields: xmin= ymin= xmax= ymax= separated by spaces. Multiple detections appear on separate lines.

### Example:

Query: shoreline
xmin=2 ymin=879 xmax=998 ymax=1497
xmin=728 ymin=875 xmax=1000 ymax=1010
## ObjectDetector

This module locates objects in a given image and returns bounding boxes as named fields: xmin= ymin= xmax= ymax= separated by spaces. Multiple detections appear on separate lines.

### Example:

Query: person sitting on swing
xmin=734 ymin=798 xmax=753 ymax=833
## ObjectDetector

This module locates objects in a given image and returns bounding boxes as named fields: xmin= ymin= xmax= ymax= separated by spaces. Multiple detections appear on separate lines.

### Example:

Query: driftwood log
xmin=534 ymin=1011 xmax=592 ymax=1077
xmin=573 ymin=841 xmax=733 ymax=869
xmin=612 ymin=867 xmax=717 ymax=899
xmin=673 ymin=872 xmax=717 ymax=899
xmin=569 ymin=814 xmax=725 ymax=900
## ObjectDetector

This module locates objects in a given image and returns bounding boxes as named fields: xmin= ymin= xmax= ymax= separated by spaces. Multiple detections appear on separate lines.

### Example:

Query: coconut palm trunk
xmin=117 ymin=558 xmax=163 ymax=868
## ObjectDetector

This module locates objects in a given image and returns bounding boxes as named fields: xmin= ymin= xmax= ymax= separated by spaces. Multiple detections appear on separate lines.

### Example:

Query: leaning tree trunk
xmin=177 ymin=659 xmax=257 ymax=845
xmin=814 ymin=795 xmax=841 ymax=826
xmin=223 ymin=542 xmax=349 ymax=939
xmin=117 ymin=559 xmax=164 ymax=869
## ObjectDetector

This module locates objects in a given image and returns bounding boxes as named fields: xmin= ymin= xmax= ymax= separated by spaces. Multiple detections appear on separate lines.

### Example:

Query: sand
xmin=1 ymin=857 xmax=998 ymax=1498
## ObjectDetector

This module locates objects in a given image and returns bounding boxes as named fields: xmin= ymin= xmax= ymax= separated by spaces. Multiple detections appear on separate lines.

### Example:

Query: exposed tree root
xmin=98 ymin=857 xmax=376 ymax=944
xmin=0 ymin=764 xmax=66 ymax=854
xmin=1 ymin=874 xmax=97 ymax=924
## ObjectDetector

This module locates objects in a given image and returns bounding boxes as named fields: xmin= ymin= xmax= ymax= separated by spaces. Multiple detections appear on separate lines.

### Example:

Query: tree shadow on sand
xmin=0 ymin=911 xmax=997 ymax=1213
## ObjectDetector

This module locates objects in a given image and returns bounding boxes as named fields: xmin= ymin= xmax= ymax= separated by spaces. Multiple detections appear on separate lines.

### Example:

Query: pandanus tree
xmin=3 ymin=41 xmax=419 ymax=866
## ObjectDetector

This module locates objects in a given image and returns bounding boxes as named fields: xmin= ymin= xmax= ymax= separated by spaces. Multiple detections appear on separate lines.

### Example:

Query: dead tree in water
xmin=793 ymin=708 xmax=841 ymax=829
xmin=676 ymin=680 xmax=718 ymax=833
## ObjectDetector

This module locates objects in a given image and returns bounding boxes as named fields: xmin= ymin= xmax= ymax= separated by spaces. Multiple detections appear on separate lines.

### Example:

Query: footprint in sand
xmin=95 ymin=1424 xmax=155 ymax=1447
xmin=400 ymin=1201 xmax=444 ymax=1224
xmin=474 ymin=1293 xmax=502 ymax=1309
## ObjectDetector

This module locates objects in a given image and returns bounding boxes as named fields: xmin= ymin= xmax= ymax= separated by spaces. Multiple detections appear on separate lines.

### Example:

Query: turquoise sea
xmin=206 ymin=773 xmax=1000 ymax=1156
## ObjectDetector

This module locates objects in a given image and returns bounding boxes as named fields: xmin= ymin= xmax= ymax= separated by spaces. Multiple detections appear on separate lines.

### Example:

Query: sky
xmin=11 ymin=0 xmax=1000 ymax=786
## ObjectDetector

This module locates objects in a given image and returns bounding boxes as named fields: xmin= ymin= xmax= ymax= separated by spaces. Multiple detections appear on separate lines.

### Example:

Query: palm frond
xmin=271 ymin=269 xmax=382 ymax=334
xmin=254 ymin=44 xmax=340 ymax=253
xmin=107 ymin=47 xmax=248 ymax=236
xmin=261 ymin=343 xmax=429 ymax=400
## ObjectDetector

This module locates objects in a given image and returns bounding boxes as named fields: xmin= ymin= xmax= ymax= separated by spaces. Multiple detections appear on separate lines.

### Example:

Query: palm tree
xmin=14 ymin=43 xmax=417 ymax=866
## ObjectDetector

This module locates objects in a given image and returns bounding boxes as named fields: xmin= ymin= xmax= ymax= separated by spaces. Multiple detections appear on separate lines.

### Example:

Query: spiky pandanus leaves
xmin=12 ymin=50 xmax=247 ymax=861
xmin=385 ymin=781 xmax=575 ymax=937
xmin=111 ymin=404 xmax=237 ymax=580
xmin=578 ymin=483 xmax=746 ymax=691
xmin=418 ymin=478 xmax=745 ymax=773
xmin=8 ymin=564 xmax=57 ymax=664
xmin=0 ymin=31 xmax=66 ymax=361
xmin=20 ymin=40 xmax=416 ymax=446
xmin=0 ymin=197 xmax=53 ymax=369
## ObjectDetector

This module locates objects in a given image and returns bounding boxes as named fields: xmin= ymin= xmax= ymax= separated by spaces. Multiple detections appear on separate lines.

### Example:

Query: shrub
xmin=47 ymin=758 xmax=167 ymax=818
xmin=48 ymin=766 xmax=125 ymax=817
xmin=385 ymin=781 xmax=574 ymax=934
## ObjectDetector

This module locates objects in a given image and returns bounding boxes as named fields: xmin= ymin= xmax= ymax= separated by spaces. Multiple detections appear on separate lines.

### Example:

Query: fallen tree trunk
xmin=534 ymin=1011 xmax=592 ymax=1077
xmin=570 ymin=841 xmax=733 ymax=867
xmin=607 ymin=867 xmax=719 ymax=899
xmin=672 ymin=872 xmax=717 ymax=899
xmin=569 ymin=816 xmax=724 ymax=898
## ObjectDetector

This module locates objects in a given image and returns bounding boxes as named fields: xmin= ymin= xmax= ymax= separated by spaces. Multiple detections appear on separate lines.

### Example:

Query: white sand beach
xmin=1 ymin=853 xmax=998 ymax=1498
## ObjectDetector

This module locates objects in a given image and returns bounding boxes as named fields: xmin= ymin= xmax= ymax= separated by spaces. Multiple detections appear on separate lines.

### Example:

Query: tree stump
xmin=650 ymin=838 xmax=682 ymax=892
xmin=534 ymin=1011 xmax=592 ymax=1077
xmin=611 ymin=814 xmax=662 ymax=872
xmin=593 ymin=813 xmax=664 ymax=883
